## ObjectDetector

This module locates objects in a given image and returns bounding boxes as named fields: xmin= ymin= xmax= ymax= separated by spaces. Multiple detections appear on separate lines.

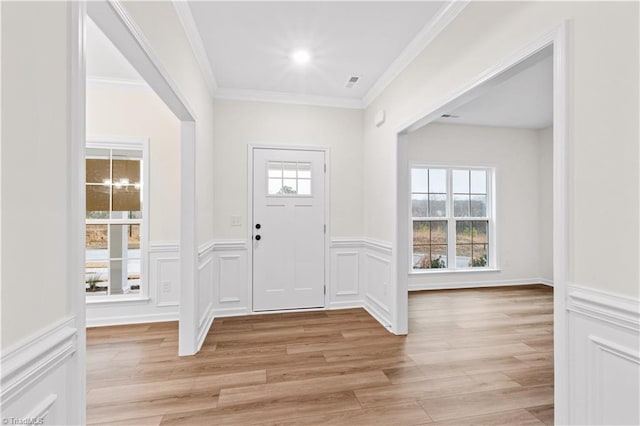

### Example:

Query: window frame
xmin=85 ymin=138 xmax=150 ymax=303
xmin=409 ymin=164 xmax=497 ymax=274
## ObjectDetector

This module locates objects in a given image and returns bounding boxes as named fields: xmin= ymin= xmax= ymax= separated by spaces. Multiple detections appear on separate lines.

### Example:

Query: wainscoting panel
xmin=152 ymin=253 xmax=180 ymax=307
xmin=362 ymin=239 xmax=393 ymax=329
xmin=567 ymin=285 xmax=640 ymax=425
xmin=329 ymin=240 xmax=363 ymax=308
xmin=196 ymin=241 xmax=216 ymax=348
xmin=212 ymin=241 xmax=249 ymax=317
xmin=1 ymin=316 xmax=78 ymax=425
xmin=86 ymin=242 xmax=180 ymax=327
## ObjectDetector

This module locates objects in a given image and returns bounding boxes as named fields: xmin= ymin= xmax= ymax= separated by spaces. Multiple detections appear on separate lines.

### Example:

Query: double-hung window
xmin=411 ymin=166 xmax=493 ymax=271
xmin=85 ymin=141 xmax=147 ymax=299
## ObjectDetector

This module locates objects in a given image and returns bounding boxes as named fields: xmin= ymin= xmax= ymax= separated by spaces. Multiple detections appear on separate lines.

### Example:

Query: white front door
xmin=253 ymin=148 xmax=326 ymax=311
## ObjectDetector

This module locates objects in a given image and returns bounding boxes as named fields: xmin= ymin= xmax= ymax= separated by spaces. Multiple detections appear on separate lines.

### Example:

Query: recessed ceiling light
xmin=291 ymin=49 xmax=311 ymax=65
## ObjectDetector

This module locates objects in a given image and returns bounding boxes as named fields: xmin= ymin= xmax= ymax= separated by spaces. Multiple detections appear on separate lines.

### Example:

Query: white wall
xmin=1 ymin=1 xmax=71 ymax=349
xmin=363 ymin=1 xmax=639 ymax=298
xmin=119 ymin=1 xmax=219 ymax=353
xmin=86 ymin=85 xmax=180 ymax=242
xmin=538 ymin=126 xmax=553 ymax=282
xmin=407 ymin=122 xmax=551 ymax=289
xmin=121 ymin=1 xmax=215 ymax=248
xmin=211 ymin=99 xmax=363 ymax=239
xmin=1 ymin=3 xmax=81 ymax=424
xmin=85 ymin=85 xmax=181 ymax=326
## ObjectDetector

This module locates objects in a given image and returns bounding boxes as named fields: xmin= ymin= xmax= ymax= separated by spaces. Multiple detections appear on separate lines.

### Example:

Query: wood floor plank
xmin=409 ymin=343 xmax=537 ymax=366
xmin=262 ymin=401 xmax=432 ymax=426
xmin=424 ymin=408 xmax=545 ymax=426
xmin=87 ymin=285 xmax=553 ymax=425
xmin=217 ymin=370 xmax=390 ymax=407
xmin=419 ymin=386 xmax=554 ymax=421
xmin=354 ymin=372 xmax=521 ymax=408
xmin=527 ymin=404 xmax=555 ymax=425
xmin=160 ymin=391 xmax=362 ymax=425
xmin=91 ymin=415 xmax=163 ymax=426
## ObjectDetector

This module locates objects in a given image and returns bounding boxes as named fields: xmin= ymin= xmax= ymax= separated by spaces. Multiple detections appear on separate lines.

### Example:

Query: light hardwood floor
xmin=87 ymin=285 xmax=554 ymax=425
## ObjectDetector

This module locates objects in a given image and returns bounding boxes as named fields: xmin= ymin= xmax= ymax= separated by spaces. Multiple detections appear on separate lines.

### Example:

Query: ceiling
xmin=186 ymin=1 xmax=447 ymax=105
xmin=436 ymin=54 xmax=553 ymax=129
xmin=86 ymin=17 xmax=145 ymax=84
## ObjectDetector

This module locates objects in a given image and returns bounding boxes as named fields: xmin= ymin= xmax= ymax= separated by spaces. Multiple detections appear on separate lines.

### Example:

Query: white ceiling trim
xmin=87 ymin=76 xmax=152 ymax=92
xmin=171 ymin=0 xmax=468 ymax=110
xmin=172 ymin=1 xmax=218 ymax=97
xmin=214 ymin=88 xmax=363 ymax=110
xmin=361 ymin=0 xmax=469 ymax=108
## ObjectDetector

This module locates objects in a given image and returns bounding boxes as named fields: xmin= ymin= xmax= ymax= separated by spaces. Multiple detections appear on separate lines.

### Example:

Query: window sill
xmin=86 ymin=296 xmax=150 ymax=305
xmin=409 ymin=268 xmax=501 ymax=276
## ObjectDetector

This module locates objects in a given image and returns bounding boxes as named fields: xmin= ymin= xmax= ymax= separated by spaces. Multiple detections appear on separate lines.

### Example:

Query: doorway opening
xmin=392 ymin=25 xmax=569 ymax=424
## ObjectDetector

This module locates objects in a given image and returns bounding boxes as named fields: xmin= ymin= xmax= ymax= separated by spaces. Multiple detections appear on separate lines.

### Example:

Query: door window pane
xmin=267 ymin=161 xmax=312 ymax=196
xmin=268 ymin=162 xmax=282 ymax=178
xmin=298 ymin=179 xmax=311 ymax=195
xmin=282 ymin=162 xmax=297 ymax=178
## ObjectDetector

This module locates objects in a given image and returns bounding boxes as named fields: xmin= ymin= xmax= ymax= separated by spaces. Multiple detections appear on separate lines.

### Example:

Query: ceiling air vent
xmin=345 ymin=76 xmax=360 ymax=88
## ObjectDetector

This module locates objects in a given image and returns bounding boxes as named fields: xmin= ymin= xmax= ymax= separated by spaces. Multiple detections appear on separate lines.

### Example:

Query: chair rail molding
xmin=568 ymin=284 xmax=640 ymax=332
xmin=0 ymin=316 xmax=77 ymax=420
xmin=566 ymin=284 xmax=640 ymax=425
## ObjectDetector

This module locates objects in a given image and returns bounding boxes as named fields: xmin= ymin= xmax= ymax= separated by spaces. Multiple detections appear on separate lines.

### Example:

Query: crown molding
xmin=87 ymin=76 xmax=152 ymax=92
xmin=172 ymin=0 xmax=218 ymax=97
xmin=171 ymin=0 xmax=467 ymax=111
xmin=362 ymin=0 xmax=469 ymax=108
xmin=214 ymin=88 xmax=363 ymax=110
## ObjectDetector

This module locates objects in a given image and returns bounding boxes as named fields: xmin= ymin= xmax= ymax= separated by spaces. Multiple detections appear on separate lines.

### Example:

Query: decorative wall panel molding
xmin=0 ymin=316 xmax=77 ymax=424
xmin=567 ymin=284 xmax=640 ymax=425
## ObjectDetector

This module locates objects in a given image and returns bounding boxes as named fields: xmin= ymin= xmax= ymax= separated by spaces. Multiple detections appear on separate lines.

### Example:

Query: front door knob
xmin=255 ymin=235 xmax=261 ymax=241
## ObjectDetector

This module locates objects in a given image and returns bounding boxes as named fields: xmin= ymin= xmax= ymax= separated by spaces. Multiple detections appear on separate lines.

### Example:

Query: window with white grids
xmin=411 ymin=166 xmax=493 ymax=271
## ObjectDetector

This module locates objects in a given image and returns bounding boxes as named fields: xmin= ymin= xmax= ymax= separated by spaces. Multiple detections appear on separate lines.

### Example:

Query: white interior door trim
xmin=391 ymin=21 xmax=570 ymax=424
xmin=247 ymin=144 xmax=331 ymax=313
xmin=76 ymin=0 xmax=200 ymax=368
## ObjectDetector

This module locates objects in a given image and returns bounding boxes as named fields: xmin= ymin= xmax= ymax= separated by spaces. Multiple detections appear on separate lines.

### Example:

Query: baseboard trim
xmin=213 ymin=307 xmax=251 ymax=318
xmin=408 ymin=278 xmax=552 ymax=291
xmin=196 ymin=305 xmax=216 ymax=351
xmin=327 ymin=300 xmax=365 ymax=310
xmin=1 ymin=316 xmax=77 ymax=405
xmin=364 ymin=303 xmax=393 ymax=332
xmin=86 ymin=312 xmax=178 ymax=327
xmin=568 ymin=284 xmax=640 ymax=332
xmin=539 ymin=278 xmax=554 ymax=287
